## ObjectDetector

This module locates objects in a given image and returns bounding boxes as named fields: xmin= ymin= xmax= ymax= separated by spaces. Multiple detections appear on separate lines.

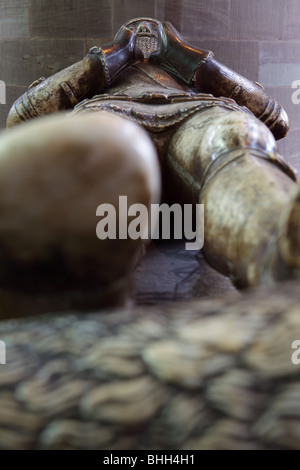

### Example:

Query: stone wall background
xmin=0 ymin=0 xmax=299 ymax=171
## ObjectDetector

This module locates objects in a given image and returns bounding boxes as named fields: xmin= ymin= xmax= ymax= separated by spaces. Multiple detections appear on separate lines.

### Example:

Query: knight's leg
xmin=166 ymin=106 xmax=299 ymax=288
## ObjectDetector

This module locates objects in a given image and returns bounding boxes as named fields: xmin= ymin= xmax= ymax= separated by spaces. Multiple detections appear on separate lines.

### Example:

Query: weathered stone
xmin=1 ymin=280 xmax=300 ymax=449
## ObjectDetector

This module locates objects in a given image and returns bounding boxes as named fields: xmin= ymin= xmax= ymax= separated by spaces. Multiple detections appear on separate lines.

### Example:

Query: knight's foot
xmin=260 ymin=183 xmax=300 ymax=285
xmin=278 ymin=183 xmax=300 ymax=275
xmin=0 ymin=112 xmax=160 ymax=317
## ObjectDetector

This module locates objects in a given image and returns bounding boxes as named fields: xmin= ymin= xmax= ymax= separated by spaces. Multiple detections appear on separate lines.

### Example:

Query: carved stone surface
xmin=0 ymin=280 xmax=300 ymax=449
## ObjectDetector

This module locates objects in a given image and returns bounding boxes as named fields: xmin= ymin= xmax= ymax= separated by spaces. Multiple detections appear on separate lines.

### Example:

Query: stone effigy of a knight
xmin=7 ymin=18 xmax=300 ymax=288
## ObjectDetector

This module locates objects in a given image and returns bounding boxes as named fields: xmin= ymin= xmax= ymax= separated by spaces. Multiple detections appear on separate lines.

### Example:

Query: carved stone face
xmin=125 ymin=18 xmax=160 ymax=60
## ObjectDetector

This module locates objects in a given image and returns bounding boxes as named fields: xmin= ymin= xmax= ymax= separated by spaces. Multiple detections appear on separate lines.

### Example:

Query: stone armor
xmin=5 ymin=18 xmax=300 ymax=289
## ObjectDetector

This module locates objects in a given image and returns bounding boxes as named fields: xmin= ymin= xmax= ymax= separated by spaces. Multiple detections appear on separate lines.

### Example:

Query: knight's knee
xmin=199 ymin=111 xmax=277 ymax=160
xmin=0 ymin=112 xmax=161 ymax=292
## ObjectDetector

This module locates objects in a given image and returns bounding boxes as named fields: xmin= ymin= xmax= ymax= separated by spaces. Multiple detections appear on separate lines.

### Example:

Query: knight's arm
xmin=152 ymin=22 xmax=289 ymax=140
xmin=194 ymin=56 xmax=289 ymax=140
xmin=7 ymin=26 xmax=137 ymax=128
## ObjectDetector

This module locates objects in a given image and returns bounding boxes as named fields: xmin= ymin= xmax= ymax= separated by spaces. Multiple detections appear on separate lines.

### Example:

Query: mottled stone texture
xmin=0 ymin=0 xmax=299 ymax=171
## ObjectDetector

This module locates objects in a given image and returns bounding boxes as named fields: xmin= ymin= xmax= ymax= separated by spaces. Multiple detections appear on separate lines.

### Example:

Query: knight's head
xmin=124 ymin=18 xmax=160 ymax=60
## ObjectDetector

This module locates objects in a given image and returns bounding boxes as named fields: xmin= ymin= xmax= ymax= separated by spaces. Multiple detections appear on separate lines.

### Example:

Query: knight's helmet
xmin=124 ymin=17 xmax=160 ymax=60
